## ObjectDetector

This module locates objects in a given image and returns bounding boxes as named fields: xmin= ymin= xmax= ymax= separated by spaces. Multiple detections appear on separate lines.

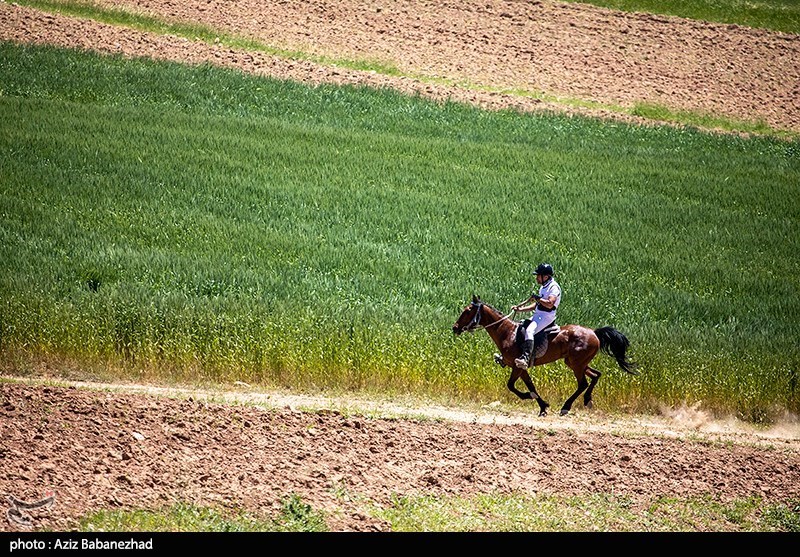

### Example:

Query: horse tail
xmin=594 ymin=326 xmax=638 ymax=375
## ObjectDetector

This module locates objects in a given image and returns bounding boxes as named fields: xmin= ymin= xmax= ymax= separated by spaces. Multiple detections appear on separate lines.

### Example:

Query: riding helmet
xmin=535 ymin=263 xmax=554 ymax=276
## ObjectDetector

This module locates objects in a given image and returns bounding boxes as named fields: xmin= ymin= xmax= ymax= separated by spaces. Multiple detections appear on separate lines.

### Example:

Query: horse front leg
xmin=506 ymin=368 xmax=528 ymax=399
xmin=507 ymin=368 xmax=550 ymax=417
xmin=520 ymin=370 xmax=550 ymax=416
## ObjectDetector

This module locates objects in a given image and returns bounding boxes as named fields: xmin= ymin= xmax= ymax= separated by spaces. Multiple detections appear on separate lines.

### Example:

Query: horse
xmin=452 ymin=295 xmax=637 ymax=416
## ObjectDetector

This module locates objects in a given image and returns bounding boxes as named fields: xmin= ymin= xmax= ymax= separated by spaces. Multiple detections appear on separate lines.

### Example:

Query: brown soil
xmin=2 ymin=378 xmax=799 ymax=532
xmin=2 ymin=0 xmax=800 ymax=533
xmin=1 ymin=0 xmax=799 ymax=133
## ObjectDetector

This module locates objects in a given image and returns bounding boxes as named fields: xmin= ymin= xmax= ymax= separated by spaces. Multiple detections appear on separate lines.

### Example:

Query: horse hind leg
xmin=560 ymin=376 xmax=589 ymax=416
xmin=582 ymin=366 xmax=602 ymax=409
xmin=560 ymin=358 xmax=589 ymax=416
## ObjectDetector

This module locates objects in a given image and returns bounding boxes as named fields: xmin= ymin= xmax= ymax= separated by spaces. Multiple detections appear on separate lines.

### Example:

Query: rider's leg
xmin=514 ymin=321 xmax=537 ymax=369
xmin=515 ymin=313 xmax=556 ymax=370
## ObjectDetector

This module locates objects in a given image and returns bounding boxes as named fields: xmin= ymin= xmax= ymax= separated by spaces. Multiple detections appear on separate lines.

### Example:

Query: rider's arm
xmin=512 ymin=295 xmax=538 ymax=312
xmin=536 ymin=294 xmax=556 ymax=310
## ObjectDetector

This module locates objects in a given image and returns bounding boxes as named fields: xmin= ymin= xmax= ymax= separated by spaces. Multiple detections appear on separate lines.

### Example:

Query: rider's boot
xmin=514 ymin=340 xmax=534 ymax=370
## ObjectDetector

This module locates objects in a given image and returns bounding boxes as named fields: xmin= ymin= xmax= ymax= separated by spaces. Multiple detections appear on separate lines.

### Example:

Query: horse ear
xmin=472 ymin=294 xmax=480 ymax=303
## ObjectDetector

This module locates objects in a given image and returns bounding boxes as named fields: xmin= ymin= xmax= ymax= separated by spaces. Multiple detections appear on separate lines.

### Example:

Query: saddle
xmin=516 ymin=319 xmax=560 ymax=359
xmin=494 ymin=320 xmax=560 ymax=368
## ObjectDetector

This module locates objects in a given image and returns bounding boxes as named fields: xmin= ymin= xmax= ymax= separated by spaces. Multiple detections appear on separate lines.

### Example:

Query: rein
xmin=468 ymin=302 xmax=515 ymax=331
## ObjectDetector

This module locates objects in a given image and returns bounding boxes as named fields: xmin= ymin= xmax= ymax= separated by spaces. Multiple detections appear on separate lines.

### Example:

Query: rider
xmin=511 ymin=263 xmax=561 ymax=370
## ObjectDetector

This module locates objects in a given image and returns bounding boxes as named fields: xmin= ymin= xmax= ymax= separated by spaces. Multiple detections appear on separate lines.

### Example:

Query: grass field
xmin=75 ymin=492 xmax=800 ymax=532
xmin=2 ymin=0 xmax=800 ymax=534
xmin=11 ymin=0 xmax=800 ymax=139
xmin=1 ymin=40 xmax=798 ymax=423
xmin=575 ymin=0 xmax=800 ymax=35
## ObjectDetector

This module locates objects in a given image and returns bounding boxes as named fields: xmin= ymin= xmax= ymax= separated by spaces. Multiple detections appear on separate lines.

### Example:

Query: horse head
xmin=452 ymin=294 xmax=484 ymax=335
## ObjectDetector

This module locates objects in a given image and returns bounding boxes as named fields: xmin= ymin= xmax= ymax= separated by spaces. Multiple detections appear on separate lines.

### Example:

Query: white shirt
xmin=537 ymin=277 xmax=561 ymax=312
xmin=524 ymin=277 xmax=562 ymax=337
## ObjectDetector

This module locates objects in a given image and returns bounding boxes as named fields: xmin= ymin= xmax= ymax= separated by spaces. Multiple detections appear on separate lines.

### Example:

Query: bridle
xmin=460 ymin=301 xmax=514 ymax=333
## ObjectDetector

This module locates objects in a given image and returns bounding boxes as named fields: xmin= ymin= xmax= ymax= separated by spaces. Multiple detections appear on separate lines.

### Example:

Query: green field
xmin=12 ymin=0 xmax=800 ymax=139
xmin=575 ymin=0 xmax=800 ymax=35
xmin=0 ymin=39 xmax=798 ymax=423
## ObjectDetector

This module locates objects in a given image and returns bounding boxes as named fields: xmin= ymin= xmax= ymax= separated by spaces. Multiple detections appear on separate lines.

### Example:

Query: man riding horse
xmin=452 ymin=264 xmax=637 ymax=416
xmin=511 ymin=263 xmax=561 ymax=370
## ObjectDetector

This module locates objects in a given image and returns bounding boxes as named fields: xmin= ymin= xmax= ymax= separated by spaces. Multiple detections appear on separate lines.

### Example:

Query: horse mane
xmin=475 ymin=297 xmax=516 ymax=324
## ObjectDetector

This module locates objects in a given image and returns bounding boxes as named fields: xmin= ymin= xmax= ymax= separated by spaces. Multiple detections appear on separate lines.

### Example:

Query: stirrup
xmin=514 ymin=357 xmax=529 ymax=370
xmin=493 ymin=353 xmax=505 ymax=367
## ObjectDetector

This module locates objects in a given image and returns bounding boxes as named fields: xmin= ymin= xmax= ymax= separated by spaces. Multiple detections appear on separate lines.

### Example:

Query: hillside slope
xmin=1 ymin=0 xmax=798 ymax=132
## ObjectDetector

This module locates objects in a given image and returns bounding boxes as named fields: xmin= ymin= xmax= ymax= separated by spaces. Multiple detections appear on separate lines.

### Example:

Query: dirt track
xmin=2 ymin=0 xmax=800 ymax=533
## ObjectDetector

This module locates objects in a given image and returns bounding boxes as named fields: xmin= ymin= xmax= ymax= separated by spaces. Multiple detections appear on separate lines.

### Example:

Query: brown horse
xmin=452 ymin=295 xmax=637 ymax=416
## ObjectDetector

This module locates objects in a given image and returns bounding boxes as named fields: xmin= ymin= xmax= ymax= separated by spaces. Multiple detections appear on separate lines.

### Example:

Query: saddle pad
xmin=534 ymin=338 xmax=549 ymax=359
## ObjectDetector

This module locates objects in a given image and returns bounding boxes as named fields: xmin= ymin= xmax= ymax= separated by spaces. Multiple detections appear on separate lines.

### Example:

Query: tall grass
xmin=1 ymin=42 xmax=798 ymax=421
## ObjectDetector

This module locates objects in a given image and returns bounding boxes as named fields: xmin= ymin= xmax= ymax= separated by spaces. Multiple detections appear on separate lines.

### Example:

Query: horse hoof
xmin=560 ymin=408 xmax=570 ymax=416
xmin=537 ymin=400 xmax=550 ymax=417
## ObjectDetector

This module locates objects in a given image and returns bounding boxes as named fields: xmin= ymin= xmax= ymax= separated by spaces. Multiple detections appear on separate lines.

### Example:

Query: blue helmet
xmin=535 ymin=263 xmax=554 ymax=276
